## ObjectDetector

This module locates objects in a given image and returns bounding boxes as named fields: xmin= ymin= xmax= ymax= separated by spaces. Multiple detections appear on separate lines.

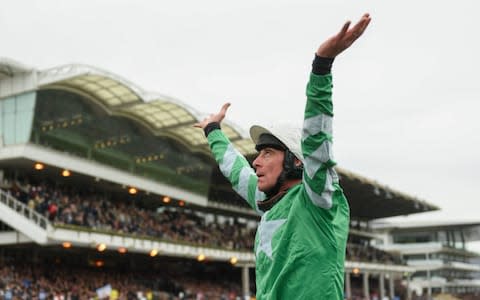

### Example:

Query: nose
xmin=252 ymin=155 xmax=261 ymax=168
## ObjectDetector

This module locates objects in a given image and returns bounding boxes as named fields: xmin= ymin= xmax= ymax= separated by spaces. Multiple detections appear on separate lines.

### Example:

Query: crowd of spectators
xmin=0 ymin=260 xmax=244 ymax=300
xmin=3 ymin=176 xmax=405 ymax=266
xmin=4 ymin=178 xmax=255 ymax=251
xmin=8 ymin=176 xmax=478 ymax=299
xmin=0 ymin=264 xmax=145 ymax=299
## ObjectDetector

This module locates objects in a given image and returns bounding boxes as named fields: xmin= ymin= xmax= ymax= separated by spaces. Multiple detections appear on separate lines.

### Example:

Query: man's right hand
xmin=193 ymin=102 xmax=231 ymax=129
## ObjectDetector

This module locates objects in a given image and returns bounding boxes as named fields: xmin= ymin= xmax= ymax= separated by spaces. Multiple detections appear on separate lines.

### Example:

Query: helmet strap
xmin=283 ymin=149 xmax=303 ymax=179
xmin=263 ymin=171 xmax=286 ymax=198
xmin=257 ymin=176 xmax=300 ymax=212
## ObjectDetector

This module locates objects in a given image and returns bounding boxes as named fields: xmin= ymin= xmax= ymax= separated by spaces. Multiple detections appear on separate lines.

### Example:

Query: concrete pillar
xmin=406 ymin=274 xmax=412 ymax=300
xmin=345 ymin=272 xmax=352 ymax=300
xmin=242 ymin=265 xmax=250 ymax=300
xmin=389 ymin=274 xmax=394 ymax=300
xmin=379 ymin=273 xmax=385 ymax=300
xmin=427 ymin=269 xmax=432 ymax=298
xmin=363 ymin=272 xmax=370 ymax=300
xmin=426 ymin=252 xmax=432 ymax=299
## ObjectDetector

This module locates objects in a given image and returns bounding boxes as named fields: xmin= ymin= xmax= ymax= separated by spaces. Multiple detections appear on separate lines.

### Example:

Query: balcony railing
xmin=0 ymin=188 xmax=50 ymax=230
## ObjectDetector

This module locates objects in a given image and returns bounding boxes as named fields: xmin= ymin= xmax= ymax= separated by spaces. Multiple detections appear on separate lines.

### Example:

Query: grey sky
xmin=2 ymin=1 xmax=479 ymax=227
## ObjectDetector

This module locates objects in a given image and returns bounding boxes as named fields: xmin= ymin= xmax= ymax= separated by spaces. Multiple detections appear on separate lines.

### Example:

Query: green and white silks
xmin=207 ymin=72 xmax=349 ymax=300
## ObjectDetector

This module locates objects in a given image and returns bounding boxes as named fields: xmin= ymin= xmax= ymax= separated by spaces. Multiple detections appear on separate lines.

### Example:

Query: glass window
xmin=32 ymin=89 xmax=214 ymax=196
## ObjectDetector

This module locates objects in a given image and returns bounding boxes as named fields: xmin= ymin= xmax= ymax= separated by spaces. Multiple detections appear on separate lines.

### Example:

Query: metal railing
xmin=0 ymin=188 xmax=50 ymax=230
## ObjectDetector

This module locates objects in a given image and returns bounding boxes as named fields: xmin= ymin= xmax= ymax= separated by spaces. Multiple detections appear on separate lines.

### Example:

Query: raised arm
xmin=302 ymin=14 xmax=371 ymax=209
xmin=195 ymin=104 xmax=266 ymax=215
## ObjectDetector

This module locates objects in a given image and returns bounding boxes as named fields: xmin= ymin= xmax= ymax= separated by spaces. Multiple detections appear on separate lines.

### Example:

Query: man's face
xmin=252 ymin=147 xmax=285 ymax=192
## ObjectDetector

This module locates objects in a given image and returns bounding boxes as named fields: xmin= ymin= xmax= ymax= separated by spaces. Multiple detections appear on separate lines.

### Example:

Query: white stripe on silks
xmin=302 ymin=113 xmax=333 ymax=141
xmin=304 ymin=169 xmax=334 ymax=209
xmin=227 ymin=155 xmax=265 ymax=216
xmin=255 ymin=188 xmax=266 ymax=215
xmin=256 ymin=212 xmax=286 ymax=259
xmin=220 ymin=143 xmax=240 ymax=178
xmin=329 ymin=168 xmax=339 ymax=184
xmin=238 ymin=168 xmax=264 ymax=216
xmin=304 ymin=141 xmax=333 ymax=179
xmin=237 ymin=167 xmax=255 ymax=200
xmin=255 ymin=187 xmax=266 ymax=202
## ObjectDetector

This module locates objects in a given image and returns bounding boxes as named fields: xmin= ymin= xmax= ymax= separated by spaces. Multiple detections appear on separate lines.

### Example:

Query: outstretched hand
xmin=194 ymin=102 xmax=231 ymax=130
xmin=316 ymin=13 xmax=371 ymax=58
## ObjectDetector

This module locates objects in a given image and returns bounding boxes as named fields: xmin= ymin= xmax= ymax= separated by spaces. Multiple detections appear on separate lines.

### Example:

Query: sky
xmin=2 ymin=1 xmax=480 ymax=232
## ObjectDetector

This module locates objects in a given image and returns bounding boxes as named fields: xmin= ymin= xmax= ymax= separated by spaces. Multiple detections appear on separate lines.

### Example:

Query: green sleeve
xmin=301 ymin=73 xmax=340 ymax=210
xmin=207 ymin=129 xmax=266 ymax=214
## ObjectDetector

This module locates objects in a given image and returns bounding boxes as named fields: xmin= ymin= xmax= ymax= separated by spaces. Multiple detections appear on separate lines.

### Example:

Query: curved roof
xmin=1 ymin=58 xmax=440 ymax=219
xmin=0 ymin=57 xmax=32 ymax=79
xmin=25 ymin=62 xmax=256 ymax=156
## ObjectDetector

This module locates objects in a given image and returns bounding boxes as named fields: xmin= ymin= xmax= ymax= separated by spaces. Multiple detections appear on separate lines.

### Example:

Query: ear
xmin=294 ymin=158 xmax=302 ymax=167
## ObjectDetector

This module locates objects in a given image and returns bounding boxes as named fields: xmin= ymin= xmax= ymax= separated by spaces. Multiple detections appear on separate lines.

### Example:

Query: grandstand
xmin=0 ymin=58 xmax=439 ymax=299
xmin=372 ymin=220 xmax=480 ymax=299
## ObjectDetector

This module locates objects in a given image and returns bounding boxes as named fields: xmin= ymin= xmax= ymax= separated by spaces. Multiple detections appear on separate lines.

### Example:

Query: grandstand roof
xmin=0 ymin=58 xmax=32 ymax=79
xmin=0 ymin=58 xmax=439 ymax=220
xmin=373 ymin=220 xmax=480 ymax=230
xmin=338 ymin=167 xmax=438 ymax=220
xmin=0 ymin=58 xmax=254 ymax=156
xmin=371 ymin=220 xmax=480 ymax=242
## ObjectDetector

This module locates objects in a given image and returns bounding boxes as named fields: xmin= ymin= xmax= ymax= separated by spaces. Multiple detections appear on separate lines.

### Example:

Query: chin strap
xmin=263 ymin=171 xmax=286 ymax=198
xmin=257 ymin=180 xmax=301 ymax=212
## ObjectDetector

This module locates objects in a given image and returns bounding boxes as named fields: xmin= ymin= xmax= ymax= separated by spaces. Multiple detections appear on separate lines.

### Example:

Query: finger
xmin=357 ymin=14 xmax=371 ymax=33
xmin=338 ymin=20 xmax=351 ymax=38
xmin=219 ymin=102 xmax=231 ymax=115
xmin=350 ymin=14 xmax=371 ymax=37
xmin=362 ymin=15 xmax=372 ymax=31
